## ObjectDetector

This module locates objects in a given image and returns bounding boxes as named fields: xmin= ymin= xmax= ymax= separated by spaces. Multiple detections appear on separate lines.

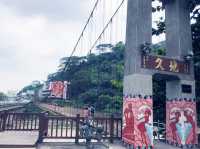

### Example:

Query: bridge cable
xmin=63 ymin=0 xmax=100 ymax=72
xmin=87 ymin=0 xmax=126 ymax=54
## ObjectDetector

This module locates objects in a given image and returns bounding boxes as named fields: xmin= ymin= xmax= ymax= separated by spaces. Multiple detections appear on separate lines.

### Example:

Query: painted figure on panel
xmin=169 ymin=111 xmax=181 ymax=143
xmin=123 ymin=98 xmax=153 ymax=148
xmin=184 ymin=110 xmax=196 ymax=144
xmin=137 ymin=109 xmax=152 ymax=147
xmin=123 ymin=103 xmax=135 ymax=140
xmin=166 ymin=101 xmax=198 ymax=145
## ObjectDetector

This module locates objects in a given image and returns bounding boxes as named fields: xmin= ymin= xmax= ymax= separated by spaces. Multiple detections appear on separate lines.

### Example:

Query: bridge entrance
xmin=0 ymin=0 xmax=199 ymax=148
xmin=123 ymin=0 xmax=197 ymax=148
xmin=153 ymin=73 xmax=180 ymax=123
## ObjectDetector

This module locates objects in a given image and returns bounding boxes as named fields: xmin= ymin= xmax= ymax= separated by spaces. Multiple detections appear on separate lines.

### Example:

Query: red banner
xmin=166 ymin=100 xmax=198 ymax=145
xmin=122 ymin=97 xmax=153 ymax=148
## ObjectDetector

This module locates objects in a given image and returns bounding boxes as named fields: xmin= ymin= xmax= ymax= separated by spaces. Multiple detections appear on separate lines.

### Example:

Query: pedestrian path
xmin=0 ymin=131 xmax=38 ymax=147
xmin=37 ymin=141 xmax=199 ymax=149
xmin=0 ymin=131 xmax=199 ymax=149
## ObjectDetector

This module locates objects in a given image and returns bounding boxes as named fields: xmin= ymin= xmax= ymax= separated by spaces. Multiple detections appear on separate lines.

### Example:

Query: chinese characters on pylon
xmin=155 ymin=58 xmax=165 ymax=71
xmin=141 ymin=55 xmax=189 ymax=74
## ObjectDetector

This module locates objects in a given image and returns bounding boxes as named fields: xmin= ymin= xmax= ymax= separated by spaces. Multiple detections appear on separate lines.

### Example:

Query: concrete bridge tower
xmin=124 ymin=0 xmax=195 ymax=99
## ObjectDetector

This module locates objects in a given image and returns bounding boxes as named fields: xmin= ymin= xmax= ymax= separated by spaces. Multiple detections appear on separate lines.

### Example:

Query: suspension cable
xmin=63 ymin=0 xmax=100 ymax=71
xmin=88 ymin=0 xmax=126 ymax=54
xmin=63 ymin=0 xmax=126 ymax=72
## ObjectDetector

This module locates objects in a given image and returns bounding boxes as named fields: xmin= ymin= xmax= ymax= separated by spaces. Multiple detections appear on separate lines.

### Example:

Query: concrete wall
xmin=165 ymin=0 xmax=192 ymax=59
xmin=166 ymin=80 xmax=196 ymax=99
xmin=125 ymin=0 xmax=152 ymax=76
xmin=123 ymin=74 xmax=152 ymax=96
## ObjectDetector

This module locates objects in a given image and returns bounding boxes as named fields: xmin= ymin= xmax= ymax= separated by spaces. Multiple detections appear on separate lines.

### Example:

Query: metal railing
xmin=0 ymin=112 xmax=122 ymax=144
xmin=39 ymin=114 xmax=122 ymax=143
xmin=1 ymin=112 xmax=199 ymax=147
xmin=0 ymin=112 xmax=39 ymax=131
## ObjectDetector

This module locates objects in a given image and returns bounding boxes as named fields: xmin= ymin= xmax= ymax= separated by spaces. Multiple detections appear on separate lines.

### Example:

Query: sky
xmin=0 ymin=0 xmax=95 ymax=93
xmin=0 ymin=0 xmax=164 ymax=94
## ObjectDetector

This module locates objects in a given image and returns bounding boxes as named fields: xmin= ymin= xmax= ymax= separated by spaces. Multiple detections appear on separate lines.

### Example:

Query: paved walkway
xmin=37 ymin=142 xmax=199 ymax=149
xmin=0 ymin=131 xmax=38 ymax=147
xmin=0 ymin=131 xmax=199 ymax=149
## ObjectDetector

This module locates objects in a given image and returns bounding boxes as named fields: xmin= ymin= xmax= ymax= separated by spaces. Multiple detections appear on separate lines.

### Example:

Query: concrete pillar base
xmin=123 ymin=74 xmax=152 ymax=96
xmin=166 ymin=80 xmax=195 ymax=99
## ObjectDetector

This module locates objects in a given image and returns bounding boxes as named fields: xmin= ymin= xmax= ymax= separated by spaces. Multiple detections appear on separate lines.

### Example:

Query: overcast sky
xmin=0 ymin=0 xmax=164 ymax=94
xmin=0 ymin=0 xmax=97 ymax=93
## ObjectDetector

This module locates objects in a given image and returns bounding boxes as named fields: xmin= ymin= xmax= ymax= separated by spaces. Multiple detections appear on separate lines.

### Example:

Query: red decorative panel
xmin=49 ymin=81 xmax=69 ymax=99
xmin=166 ymin=100 xmax=198 ymax=145
xmin=122 ymin=96 xmax=153 ymax=148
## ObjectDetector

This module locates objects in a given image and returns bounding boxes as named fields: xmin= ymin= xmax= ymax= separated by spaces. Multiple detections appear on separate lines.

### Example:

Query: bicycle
xmin=80 ymin=117 xmax=105 ymax=149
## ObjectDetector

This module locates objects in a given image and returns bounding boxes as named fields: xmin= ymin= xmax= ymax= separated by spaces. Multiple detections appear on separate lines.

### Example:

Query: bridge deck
xmin=0 ymin=105 xmax=24 ymax=112
xmin=0 ymin=131 xmax=38 ymax=147
xmin=37 ymin=142 xmax=199 ymax=149
xmin=0 ymin=131 xmax=199 ymax=149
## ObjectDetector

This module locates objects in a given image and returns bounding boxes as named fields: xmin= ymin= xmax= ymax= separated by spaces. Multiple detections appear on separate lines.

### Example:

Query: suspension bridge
xmin=0 ymin=0 xmax=199 ymax=148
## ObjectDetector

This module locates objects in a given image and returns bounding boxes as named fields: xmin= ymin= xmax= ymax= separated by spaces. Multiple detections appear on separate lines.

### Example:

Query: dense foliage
xmin=18 ymin=81 xmax=43 ymax=94
xmin=48 ymin=42 xmax=124 ymax=113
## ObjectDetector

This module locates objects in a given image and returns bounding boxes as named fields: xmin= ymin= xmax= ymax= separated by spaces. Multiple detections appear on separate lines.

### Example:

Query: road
xmin=0 ymin=104 xmax=24 ymax=112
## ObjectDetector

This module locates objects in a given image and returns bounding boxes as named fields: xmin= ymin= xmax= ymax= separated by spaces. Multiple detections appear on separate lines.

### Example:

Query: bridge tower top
xmin=124 ymin=0 xmax=195 ymax=99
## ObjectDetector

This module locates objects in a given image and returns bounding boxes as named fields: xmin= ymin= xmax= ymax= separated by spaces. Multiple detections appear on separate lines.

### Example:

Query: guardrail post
xmin=2 ymin=112 xmax=8 ymax=131
xmin=37 ymin=113 xmax=48 ymax=144
xmin=110 ymin=114 xmax=114 ymax=143
xmin=121 ymin=118 xmax=123 ymax=139
xmin=157 ymin=120 xmax=160 ymax=140
xmin=75 ymin=114 xmax=80 ymax=144
xmin=0 ymin=113 xmax=1 ymax=131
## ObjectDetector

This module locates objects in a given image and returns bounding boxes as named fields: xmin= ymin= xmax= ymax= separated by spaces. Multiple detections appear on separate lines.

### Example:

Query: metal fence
xmin=0 ymin=112 xmax=39 ymax=131
xmin=0 ymin=112 xmax=199 ymax=147
xmin=39 ymin=114 xmax=122 ymax=143
xmin=0 ymin=112 xmax=122 ymax=144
